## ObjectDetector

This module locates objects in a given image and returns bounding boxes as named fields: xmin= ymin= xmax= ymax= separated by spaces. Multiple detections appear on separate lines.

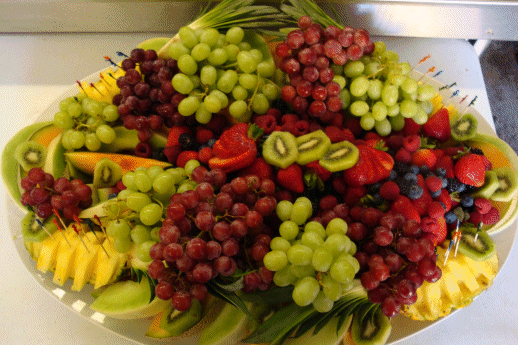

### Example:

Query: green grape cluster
xmin=337 ymin=41 xmax=436 ymax=136
xmin=103 ymin=164 xmax=195 ymax=257
xmin=54 ymin=94 xmax=119 ymax=151
xmin=169 ymin=26 xmax=278 ymax=124
xmin=264 ymin=197 xmax=359 ymax=312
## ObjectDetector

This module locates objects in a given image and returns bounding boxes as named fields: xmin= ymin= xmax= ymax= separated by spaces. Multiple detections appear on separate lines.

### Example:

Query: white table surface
xmin=1 ymin=34 xmax=517 ymax=345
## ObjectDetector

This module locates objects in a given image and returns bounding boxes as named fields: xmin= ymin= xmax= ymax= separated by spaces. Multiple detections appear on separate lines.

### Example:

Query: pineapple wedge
xmin=402 ymin=241 xmax=498 ymax=321
xmin=52 ymin=230 xmax=81 ymax=286
xmin=93 ymin=238 xmax=129 ymax=289
xmin=36 ymin=234 xmax=61 ymax=273
xmin=71 ymin=231 xmax=104 ymax=291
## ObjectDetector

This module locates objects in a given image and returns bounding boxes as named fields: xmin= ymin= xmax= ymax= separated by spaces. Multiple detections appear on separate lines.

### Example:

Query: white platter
xmin=3 ymin=62 xmax=518 ymax=345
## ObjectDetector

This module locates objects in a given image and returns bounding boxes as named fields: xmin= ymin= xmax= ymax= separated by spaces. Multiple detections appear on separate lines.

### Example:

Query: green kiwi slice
xmin=262 ymin=131 xmax=299 ymax=169
xmin=21 ymin=211 xmax=58 ymax=242
xmin=351 ymin=308 xmax=391 ymax=345
xmin=295 ymin=130 xmax=331 ymax=165
xmin=490 ymin=166 xmax=518 ymax=202
xmin=457 ymin=226 xmax=496 ymax=262
xmin=473 ymin=170 xmax=500 ymax=199
xmin=93 ymin=158 xmax=123 ymax=188
xmin=318 ymin=141 xmax=359 ymax=172
xmin=160 ymin=300 xmax=203 ymax=336
xmin=14 ymin=140 xmax=47 ymax=171
xmin=451 ymin=113 xmax=478 ymax=141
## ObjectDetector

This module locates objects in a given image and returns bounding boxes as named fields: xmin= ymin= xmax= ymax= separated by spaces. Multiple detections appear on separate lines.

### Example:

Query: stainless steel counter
xmin=0 ymin=1 xmax=517 ymax=40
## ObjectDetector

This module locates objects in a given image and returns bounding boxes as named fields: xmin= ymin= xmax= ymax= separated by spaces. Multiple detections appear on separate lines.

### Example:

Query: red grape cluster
xmin=348 ymin=208 xmax=441 ymax=318
xmin=20 ymin=167 xmax=92 ymax=219
xmin=147 ymin=168 xmax=277 ymax=311
xmin=277 ymin=16 xmax=373 ymax=117
xmin=112 ymin=48 xmax=187 ymax=158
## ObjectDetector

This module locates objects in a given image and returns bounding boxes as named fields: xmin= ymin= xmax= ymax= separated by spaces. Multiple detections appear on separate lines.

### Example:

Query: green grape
xmin=401 ymin=77 xmax=418 ymax=94
xmin=387 ymin=103 xmax=400 ymax=117
xmin=273 ymin=266 xmax=297 ymax=287
xmin=150 ymin=227 xmax=161 ymax=242
xmin=85 ymin=100 xmax=103 ymax=118
xmin=200 ymin=28 xmax=219 ymax=47
xmin=412 ymin=106 xmax=429 ymax=125
xmin=261 ymin=83 xmax=278 ymax=101
xmin=339 ymin=89 xmax=351 ymax=109
xmin=276 ymin=200 xmax=293 ymax=221
xmin=360 ymin=112 xmax=375 ymax=130
xmin=263 ymin=250 xmax=288 ymax=271
xmin=95 ymin=124 xmax=116 ymax=144
xmin=289 ymin=264 xmax=315 ymax=278
xmin=338 ymin=253 xmax=360 ymax=274
xmin=60 ymin=131 xmax=72 ymax=150
xmin=349 ymin=100 xmax=369 ymax=116
xmin=350 ymin=76 xmax=369 ymax=97
xmin=329 ymin=260 xmax=355 ymax=284
xmin=400 ymin=99 xmax=418 ymax=118
xmin=323 ymin=233 xmax=349 ymax=257
xmin=238 ymin=41 xmax=251 ymax=51
xmin=375 ymin=118 xmax=392 ymax=136
xmin=326 ymin=218 xmax=348 ymax=236
xmin=209 ymin=90 xmax=229 ymax=108
xmin=191 ymin=43 xmax=211 ymax=61
xmin=178 ymin=96 xmax=201 ymax=116
xmin=348 ymin=241 xmax=357 ymax=255
xmin=136 ymin=241 xmax=156 ymax=262
xmin=106 ymin=219 xmax=131 ymax=238
xmin=329 ymin=63 xmax=343 ymax=76
xmin=134 ymin=167 xmax=147 ymax=172
xmin=134 ymin=170 xmax=153 ymax=193
xmin=126 ymin=192 xmax=152 ymax=212
xmin=208 ymin=48 xmax=228 ymax=66
xmin=130 ymin=225 xmax=151 ymax=244
xmin=189 ymin=75 xmax=201 ymax=90
xmin=74 ymin=94 xmax=86 ymax=103
xmin=321 ymin=275 xmax=342 ymax=301
xmin=304 ymin=221 xmax=326 ymax=239
xmin=172 ymin=73 xmax=194 ymax=95
xmin=239 ymin=73 xmax=258 ymax=90
xmin=364 ymin=62 xmax=382 ymax=77
xmin=202 ymin=94 xmax=221 ymax=114
xmin=216 ymin=33 xmax=226 ymax=48
xmin=178 ymin=26 xmax=199 ymax=48
xmin=67 ymin=102 xmax=83 ymax=118
xmin=146 ymin=166 xmax=164 ymax=180
xmin=380 ymin=50 xmax=399 ymax=63
xmin=102 ymin=104 xmax=119 ymax=122
xmin=59 ymin=98 xmax=73 ymax=112
xmin=301 ymin=232 xmax=324 ymax=251
xmin=279 ymin=220 xmax=299 ymax=240
xmin=184 ymin=159 xmax=200 ymax=176
xmin=86 ymin=116 xmax=105 ymax=131
xmin=54 ymin=111 xmax=75 ymax=130
xmin=290 ymin=202 xmax=312 ymax=226
xmin=311 ymin=247 xmax=333 ymax=272
xmin=81 ymin=96 xmax=93 ymax=108
xmin=366 ymin=79 xmax=382 ymax=100
xmin=287 ymin=244 xmax=313 ymax=266
xmin=249 ymin=49 xmax=263 ymax=63
xmin=418 ymin=100 xmax=434 ymax=115
xmin=270 ymin=236 xmax=291 ymax=252
xmin=166 ymin=168 xmax=186 ymax=184
xmin=373 ymin=41 xmax=386 ymax=55
xmin=117 ymin=189 xmax=133 ymax=202
xmin=372 ymin=101 xmax=388 ymax=121
xmin=84 ymin=132 xmax=101 ymax=151
xmin=152 ymin=171 xmax=175 ymax=194
xmin=360 ymin=55 xmax=371 ymax=64
xmin=113 ymin=236 xmax=132 ymax=253
xmin=217 ymin=70 xmax=238 ymax=93
xmin=228 ymin=100 xmax=247 ymax=118
xmin=295 ymin=197 xmax=312 ymax=211
xmin=100 ymin=101 xmax=110 ymax=109
xmin=344 ymin=61 xmax=365 ymax=78
xmin=399 ymin=62 xmax=412 ymax=75
xmin=200 ymin=65 xmax=217 ymax=86
xmin=352 ymin=93 xmax=368 ymax=102
xmin=224 ymin=44 xmax=240 ymax=61
xmin=68 ymin=130 xmax=85 ymax=149
xmin=402 ymin=89 xmax=417 ymax=101
xmin=140 ymin=203 xmax=163 ymax=226
xmin=178 ymin=54 xmax=198 ymax=75
xmin=417 ymin=84 xmax=436 ymax=101
xmin=381 ymin=84 xmax=399 ymax=106
xmin=237 ymin=51 xmax=257 ymax=73
xmin=225 ymin=27 xmax=244 ymax=44
xmin=177 ymin=180 xmax=196 ymax=193
xmin=195 ymin=104 xmax=212 ymax=124
xmin=387 ymin=70 xmax=405 ymax=86
xmin=251 ymin=93 xmax=269 ymax=114
xmin=122 ymin=171 xmax=137 ymax=190
xmin=257 ymin=61 xmax=275 ymax=78
xmin=313 ymin=291 xmax=334 ymax=313
xmin=292 ymin=277 xmax=320 ymax=306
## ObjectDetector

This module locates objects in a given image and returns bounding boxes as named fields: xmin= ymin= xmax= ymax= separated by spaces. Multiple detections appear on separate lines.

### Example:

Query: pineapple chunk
xmin=71 ymin=232 xmax=104 ymax=292
xmin=93 ymin=237 xmax=129 ymax=289
xmin=36 ymin=235 xmax=61 ymax=273
xmin=52 ymin=230 xmax=81 ymax=286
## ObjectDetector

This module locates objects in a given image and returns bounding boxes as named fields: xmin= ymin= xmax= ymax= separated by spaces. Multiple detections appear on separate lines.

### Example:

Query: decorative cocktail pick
xmin=86 ymin=218 xmax=110 ymax=258
xmin=50 ymin=218 xmax=72 ymax=247
xmin=72 ymin=224 xmax=90 ymax=253
xmin=53 ymin=208 xmax=68 ymax=232
xmin=75 ymin=80 xmax=88 ymax=96
xmin=459 ymin=95 xmax=469 ymax=104
xmin=72 ymin=215 xmax=88 ymax=237
xmin=107 ymin=72 xmax=118 ymax=80
xmin=103 ymin=56 xmax=118 ymax=68
xmin=99 ymin=73 xmax=110 ymax=86
xmin=450 ymin=89 xmax=460 ymax=98
xmin=453 ymin=220 xmax=462 ymax=257
xmin=116 ymin=51 xmax=129 ymax=58
xmin=433 ymin=70 xmax=444 ymax=78
xmin=35 ymin=218 xmax=55 ymax=240
xmin=438 ymin=82 xmax=457 ymax=97
xmin=412 ymin=54 xmax=431 ymax=71
xmin=474 ymin=222 xmax=483 ymax=242
xmin=417 ymin=66 xmax=436 ymax=83
xmin=93 ymin=215 xmax=111 ymax=244
xmin=460 ymin=96 xmax=479 ymax=116
xmin=89 ymin=83 xmax=104 ymax=96
xmin=443 ymin=238 xmax=455 ymax=266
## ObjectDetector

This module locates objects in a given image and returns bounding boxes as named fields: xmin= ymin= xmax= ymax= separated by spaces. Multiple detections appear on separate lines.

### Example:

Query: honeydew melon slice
xmin=286 ymin=315 xmax=352 ymax=345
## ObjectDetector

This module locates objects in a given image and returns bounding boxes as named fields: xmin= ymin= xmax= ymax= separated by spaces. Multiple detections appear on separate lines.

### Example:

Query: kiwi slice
xmin=93 ymin=158 xmax=123 ymax=188
xmin=318 ymin=141 xmax=359 ymax=172
xmin=160 ymin=300 xmax=203 ymax=336
xmin=451 ymin=113 xmax=478 ymax=141
xmin=473 ymin=170 xmax=500 ymax=199
xmin=14 ymin=140 xmax=47 ymax=171
xmin=262 ymin=131 xmax=299 ymax=169
xmin=351 ymin=309 xmax=391 ymax=345
xmin=457 ymin=226 xmax=496 ymax=261
xmin=21 ymin=211 xmax=58 ymax=242
xmin=295 ymin=130 xmax=331 ymax=165
xmin=490 ymin=166 xmax=518 ymax=202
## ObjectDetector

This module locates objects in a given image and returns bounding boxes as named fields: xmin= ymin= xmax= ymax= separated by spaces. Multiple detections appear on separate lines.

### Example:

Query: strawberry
xmin=430 ymin=216 xmax=447 ymax=245
xmin=391 ymin=195 xmax=421 ymax=223
xmin=325 ymin=126 xmax=347 ymax=143
xmin=435 ymin=155 xmax=455 ymax=178
xmin=343 ymin=145 xmax=394 ymax=186
xmin=411 ymin=149 xmax=437 ymax=169
xmin=176 ymin=150 xmax=199 ymax=168
xmin=305 ymin=160 xmax=332 ymax=181
xmin=453 ymin=153 xmax=486 ymax=187
xmin=166 ymin=126 xmax=192 ymax=147
xmin=198 ymin=147 xmax=214 ymax=164
xmin=277 ymin=164 xmax=304 ymax=194
xmin=434 ymin=189 xmax=452 ymax=212
xmin=238 ymin=158 xmax=274 ymax=181
xmin=421 ymin=108 xmax=451 ymax=142
xmin=403 ymin=118 xmax=421 ymax=136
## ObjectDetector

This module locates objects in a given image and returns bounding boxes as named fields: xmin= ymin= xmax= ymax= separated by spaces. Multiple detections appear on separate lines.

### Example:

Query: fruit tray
xmin=4 ymin=61 xmax=518 ymax=344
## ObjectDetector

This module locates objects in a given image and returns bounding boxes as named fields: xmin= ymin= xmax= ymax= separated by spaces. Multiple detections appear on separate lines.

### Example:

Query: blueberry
xmin=420 ymin=165 xmax=430 ymax=175
xmin=394 ymin=161 xmax=409 ymax=175
xmin=368 ymin=182 xmax=382 ymax=195
xmin=207 ymin=138 xmax=217 ymax=148
xmin=108 ymin=193 xmax=118 ymax=199
xmin=371 ymin=193 xmax=384 ymax=206
xmin=403 ymin=173 xmax=418 ymax=183
xmin=445 ymin=211 xmax=457 ymax=224
xmin=436 ymin=168 xmax=446 ymax=177
xmin=407 ymin=184 xmax=423 ymax=200
xmin=430 ymin=189 xmax=442 ymax=198
xmin=409 ymin=165 xmax=420 ymax=174
xmin=447 ymin=178 xmax=463 ymax=193
xmin=389 ymin=170 xmax=398 ymax=180
xmin=461 ymin=196 xmax=474 ymax=208
xmin=441 ymin=177 xmax=448 ymax=189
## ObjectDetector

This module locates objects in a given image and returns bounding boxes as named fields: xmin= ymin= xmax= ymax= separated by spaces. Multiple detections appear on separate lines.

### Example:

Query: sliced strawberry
xmin=422 ymin=108 xmax=451 ymax=142
xmin=277 ymin=164 xmax=304 ymax=194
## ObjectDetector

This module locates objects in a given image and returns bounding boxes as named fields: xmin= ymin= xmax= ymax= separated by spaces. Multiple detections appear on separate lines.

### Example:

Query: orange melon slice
xmin=65 ymin=152 xmax=171 ymax=175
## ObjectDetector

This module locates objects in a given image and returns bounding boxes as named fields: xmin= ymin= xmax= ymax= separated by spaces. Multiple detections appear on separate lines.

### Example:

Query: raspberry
xmin=474 ymin=198 xmax=492 ymax=215
xmin=481 ymin=156 xmax=492 ymax=171
xmin=395 ymin=148 xmax=412 ymax=163
xmin=421 ymin=216 xmax=438 ymax=233
xmin=342 ymin=128 xmax=355 ymax=142
xmin=482 ymin=207 xmax=500 ymax=225
xmin=402 ymin=135 xmax=420 ymax=152
xmin=469 ymin=211 xmax=484 ymax=225
xmin=254 ymin=115 xmax=277 ymax=134
xmin=379 ymin=181 xmax=400 ymax=201
xmin=176 ymin=150 xmax=199 ymax=168
xmin=195 ymin=127 xmax=214 ymax=144
xmin=325 ymin=126 xmax=346 ymax=143
xmin=294 ymin=120 xmax=310 ymax=136
xmin=427 ymin=201 xmax=446 ymax=219
xmin=198 ymin=147 xmax=214 ymax=164
xmin=425 ymin=176 xmax=443 ymax=193
xmin=343 ymin=117 xmax=362 ymax=137
xmin=281 ymin=113 xmax=299 ymax=124
xmin=386 ymin=135 xmax=405 ymax=150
